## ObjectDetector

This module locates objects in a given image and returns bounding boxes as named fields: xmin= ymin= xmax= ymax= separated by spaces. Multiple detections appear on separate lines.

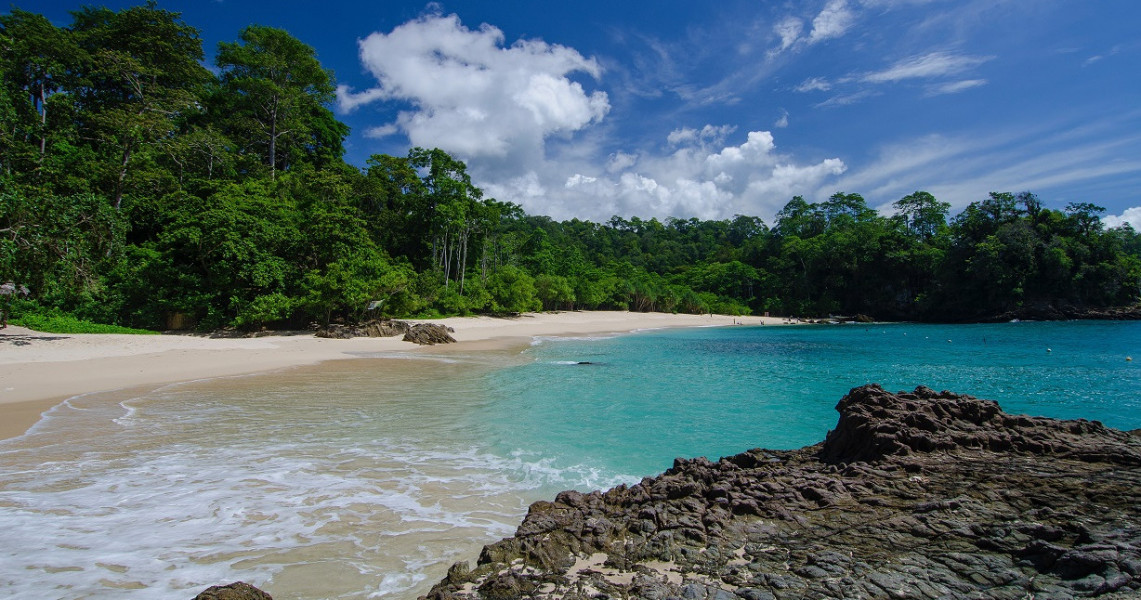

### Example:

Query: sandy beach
xmin=0 ymin=311 xmax=778 ymax=440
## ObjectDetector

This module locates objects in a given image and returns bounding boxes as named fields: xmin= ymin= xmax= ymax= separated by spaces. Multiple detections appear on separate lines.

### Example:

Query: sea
xmin=1 ymin=320 xmax=1138 ymax=599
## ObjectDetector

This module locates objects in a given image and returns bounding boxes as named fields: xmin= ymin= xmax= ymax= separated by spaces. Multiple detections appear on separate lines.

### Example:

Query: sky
xmin=25 ymin=0 xmax=1141 ymax=227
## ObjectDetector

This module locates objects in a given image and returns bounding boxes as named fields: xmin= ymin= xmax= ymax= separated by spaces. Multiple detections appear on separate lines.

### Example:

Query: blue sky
xmin=28 ymin=0 xmax=1141 ymax=227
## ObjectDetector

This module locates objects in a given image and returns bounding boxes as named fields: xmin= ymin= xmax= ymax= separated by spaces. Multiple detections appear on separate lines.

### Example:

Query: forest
xmin=2 ymin=4 xmax=1139 ymax=331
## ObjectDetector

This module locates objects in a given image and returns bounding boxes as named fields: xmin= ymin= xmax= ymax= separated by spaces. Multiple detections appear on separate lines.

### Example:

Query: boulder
xmin=403 ymin=323 xmax=457 ymax=345
xmin=193 ymin=582 xmax=272 ymax=600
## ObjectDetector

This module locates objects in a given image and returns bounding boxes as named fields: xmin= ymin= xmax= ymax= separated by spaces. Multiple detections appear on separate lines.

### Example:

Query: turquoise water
xmin=1 ymin=320 xmax=1137 ymax=599
xmin=480 ymin=321 xmax=1141 ymax=479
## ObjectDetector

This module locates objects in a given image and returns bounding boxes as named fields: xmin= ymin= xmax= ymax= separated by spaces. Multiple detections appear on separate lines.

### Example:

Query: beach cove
xmin=0 ymin=311 xmax=763 ymax=440
xmin=1 ymin=316 xmax=1139 ymax=599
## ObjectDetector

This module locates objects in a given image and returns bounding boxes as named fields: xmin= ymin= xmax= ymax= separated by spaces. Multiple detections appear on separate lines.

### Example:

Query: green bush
xmin=10 ymin=311 xmax=159 ymax=334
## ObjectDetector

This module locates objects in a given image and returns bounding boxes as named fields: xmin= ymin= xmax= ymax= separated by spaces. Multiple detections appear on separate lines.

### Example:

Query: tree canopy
xmin=1 ymin=5 xmax=1138 ymax=330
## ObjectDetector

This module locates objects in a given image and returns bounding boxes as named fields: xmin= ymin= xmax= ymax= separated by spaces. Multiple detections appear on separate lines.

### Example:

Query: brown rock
xmin=192 ymin=581 xmax=273 ymax=600
xmin=420 ymin=384 xmax=1141 ymax=600
xmin=403 ymin=323 xmax=457 ymax=345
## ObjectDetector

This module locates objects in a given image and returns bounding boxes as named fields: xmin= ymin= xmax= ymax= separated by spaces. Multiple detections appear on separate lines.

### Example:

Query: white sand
xmin=0 ymin=311 xmax=779 ymax=438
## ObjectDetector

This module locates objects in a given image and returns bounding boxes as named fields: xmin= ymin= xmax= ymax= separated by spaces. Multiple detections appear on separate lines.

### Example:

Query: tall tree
xmin=893 ymin=191 xmax=950 ymax=239
xmin=70 ymin=2 xmax=211 ymax=207
xmin=0 ymin=9 xmax=79 ymax=174
xmin=215 ymin=25 xmax=345 ymax=179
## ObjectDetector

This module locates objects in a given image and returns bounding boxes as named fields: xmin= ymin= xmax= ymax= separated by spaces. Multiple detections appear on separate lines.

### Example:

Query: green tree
xmin=893 ymin=191 xmax=950 ymax=239
xmin=215 ymin=25 xmax=345 ymax=179
xmin=70 ymin=2 xmax=211 ymax=207
xmin=0 ymin=9 xmax=79 ymax=175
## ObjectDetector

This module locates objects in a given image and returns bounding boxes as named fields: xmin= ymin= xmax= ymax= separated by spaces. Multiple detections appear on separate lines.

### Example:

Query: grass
xmin=9 ymin=313 xmax=159 ymax=335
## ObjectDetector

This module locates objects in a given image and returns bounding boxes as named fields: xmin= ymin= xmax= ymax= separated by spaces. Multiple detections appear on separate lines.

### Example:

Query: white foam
xmin=0 ymin=399 xmax=620 ymax=599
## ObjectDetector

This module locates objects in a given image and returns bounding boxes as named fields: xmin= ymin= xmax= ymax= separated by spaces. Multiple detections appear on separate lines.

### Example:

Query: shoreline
xmin=0 ymin=311 xmax=781 ymax=440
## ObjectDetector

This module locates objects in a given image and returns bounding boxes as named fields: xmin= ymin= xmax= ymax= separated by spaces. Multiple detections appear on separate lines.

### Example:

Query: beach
xmin=0 ymin=311 xmax=775 ymax=440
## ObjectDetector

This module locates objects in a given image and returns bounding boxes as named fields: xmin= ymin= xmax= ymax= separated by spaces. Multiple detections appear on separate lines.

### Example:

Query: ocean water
xmin=1 ymin=321 xmax=1138 ymax=599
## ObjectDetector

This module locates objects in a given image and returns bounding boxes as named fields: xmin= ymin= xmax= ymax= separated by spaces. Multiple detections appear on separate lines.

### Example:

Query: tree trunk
xmin=37 ymin=85 xmax=47 ymax=164
xmin=114 ymin=145 xmax=131 ymax=210
xmin=459 ymin=230 xmax=468 ymax=295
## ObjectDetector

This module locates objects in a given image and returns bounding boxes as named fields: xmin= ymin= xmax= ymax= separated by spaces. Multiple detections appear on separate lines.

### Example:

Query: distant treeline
xmin=2 ymin=5 xmax=1139 ymax=330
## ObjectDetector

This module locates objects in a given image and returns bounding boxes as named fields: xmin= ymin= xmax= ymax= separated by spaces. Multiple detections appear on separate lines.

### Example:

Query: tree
xmin=215 ymin=25 xmax=344 ymax=179
xmin=774 ymin=196 xmax=824 ymax=238
xmin=70 ymin=2 xmax=211 ymax=207
xmin=893 ymin=191 xmax=950 ymax=239
xmin=1065 ymin=202 xmax=1106 ymax=237
xmin=0 ymin=9 xmax=79 ymax=173
xmin=821 ymin=192 xmax=876 ymax=227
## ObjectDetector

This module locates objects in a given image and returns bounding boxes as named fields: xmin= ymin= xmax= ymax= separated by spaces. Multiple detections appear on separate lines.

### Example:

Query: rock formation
xmin=315 ymin=319 xmax=412 ymax=339
xmin=402 ymin=323 xmax=457 ymax=345
xmin=314 ymin=319 xmax=458 ymax=344
xmin=421 ymin=385 xmax=1141 ymax=600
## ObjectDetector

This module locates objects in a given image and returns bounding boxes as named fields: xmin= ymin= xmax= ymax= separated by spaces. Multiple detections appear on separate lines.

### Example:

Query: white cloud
xmin=809 ymin=0 xmax=856 ymax=43
xmin=565 ymin=173 xmax=597 ymax=188
xmin=815 ymin=89 xmax=881 ymax=108
xmin=795 ymin=77 xmax=833 ymax=92
xmin=1103 ymin=207 xmax=1141 ymax=230
xmin=340 ymin=13 xmax=609 ymax=163
xmin=336 ymin=86 xmax=387 ymax=112
xmin=775 ymin=109 xmax=790 ymax=128
xmin=363 ymin=123 xmax=400 ymax=139
xmin=832 ymin=113 xmax=1141 ymax=216
xmin=773 ymin=17 xmax=804 ymax=53
xmin=667 ymin=124 xmax=736 ymax=147
xmin=863 ymin=51 xmax=992 ymax=83
xmin=925 ymin=78 xmax=987 ymax=96
xmin=527 ymin=127 xmax=846 ymax=221
xmin=607 ymin=151 xmax=638 ymax=172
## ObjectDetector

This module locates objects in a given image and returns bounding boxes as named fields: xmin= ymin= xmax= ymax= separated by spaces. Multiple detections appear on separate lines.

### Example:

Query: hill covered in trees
xmin=2 ymin=4 xmax=1139 ymax=331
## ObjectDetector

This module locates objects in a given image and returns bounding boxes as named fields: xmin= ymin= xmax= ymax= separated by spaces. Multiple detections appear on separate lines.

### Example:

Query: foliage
xmin=1 ymin=5 xmax=1138 ymax=330
xmin=10 ymin=306 xmax=158 ymax=334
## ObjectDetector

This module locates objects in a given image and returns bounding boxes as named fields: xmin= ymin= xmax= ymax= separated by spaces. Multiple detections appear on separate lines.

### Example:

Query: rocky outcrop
xmin=316 ymin=319 xmax=412 ymax=339
xmin=192 ymin=581 xmax=273 ymax=600
xmin=422 ymin=384 xmax=1141 ymax=600
xmin=314 ymin=320 xmax=457 ymax=344
xmin=989 ymin=303 xmax=1141 ymax=322
xmin=403 ymin=323 xmax=457 ymax=345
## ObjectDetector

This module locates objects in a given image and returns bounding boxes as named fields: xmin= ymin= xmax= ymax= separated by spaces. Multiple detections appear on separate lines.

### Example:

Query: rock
xmin=192 ymin=582 xmax=273 ymax=600
xmin=420 ymin=384 xmax=1141 ymax=600
xmin=403 ymin=323 xmax=457 ymax=345
xmin=315 ymin=319 xmax=457 ymax=344
xmin=316 ymin=319 xmax=410 ymax=339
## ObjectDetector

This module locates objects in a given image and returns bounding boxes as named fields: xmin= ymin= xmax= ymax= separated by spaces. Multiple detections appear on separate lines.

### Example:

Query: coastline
xmin=0 ymin=311 xmax=779 ymax=440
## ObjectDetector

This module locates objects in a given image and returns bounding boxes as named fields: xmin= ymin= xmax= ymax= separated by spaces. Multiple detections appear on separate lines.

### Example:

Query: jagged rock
xmin=316 ymin=319 xmax=411 ymax=339
xmin=403 ymin=323 xmax=456 ymax=345
xmin=819 ymin=384 xmax=1141 ymax=465
xmin=421 ymin=384 xmax=1141 ymax=600
xmin=192 ymin=581 xmax=273 ymax=600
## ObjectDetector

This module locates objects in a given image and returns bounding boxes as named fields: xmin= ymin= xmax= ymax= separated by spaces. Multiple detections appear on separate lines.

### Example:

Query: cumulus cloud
xmin=533 ymin=127 xmax=846 ymax=221
xmin=607 ymin=151 xmax=638 ymax=173
xmin=667 ymin=124 xmax=736 ymax=147
xmin=338 ymin=13 xmax=609 ymax=163
xmin=863 ymin=51 xmax=992 ymax=83
xmin=1103 ymin=207 xmax=1141 ymax=230
xmin=340 ymin=14 xmax=849 ymax=222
